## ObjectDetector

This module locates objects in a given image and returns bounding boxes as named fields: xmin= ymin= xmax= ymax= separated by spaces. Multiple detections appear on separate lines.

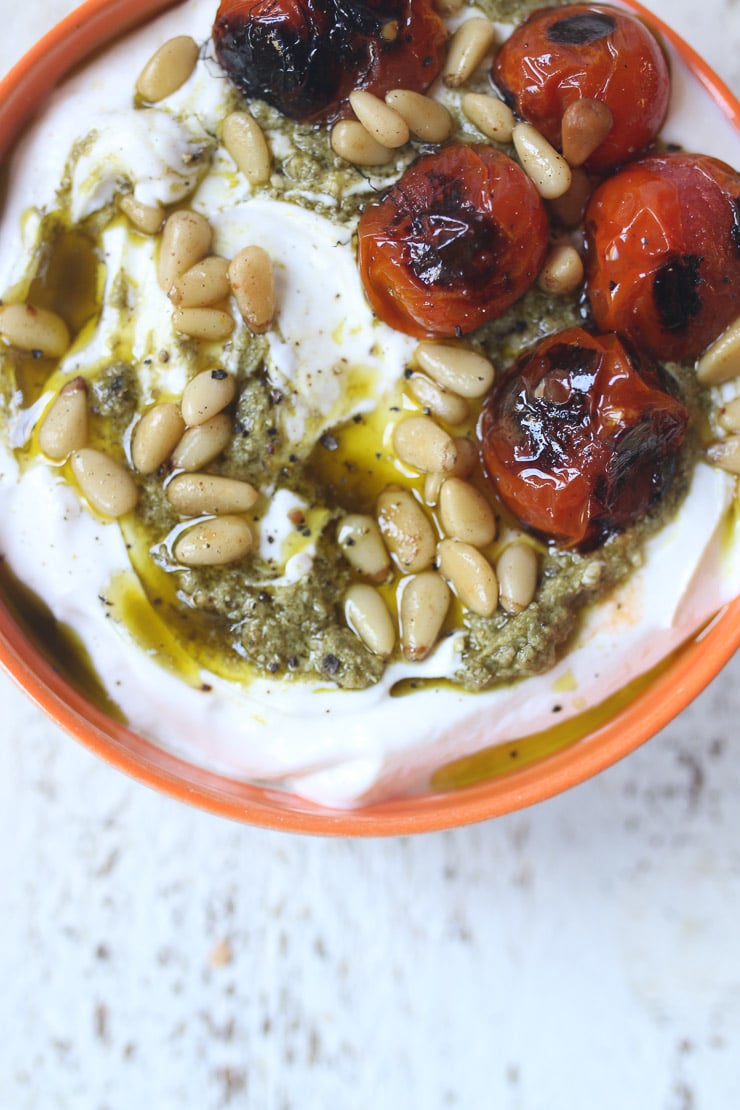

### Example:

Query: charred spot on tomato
xmin=547 ymin=11 xmax=615 ymax=46
xmin=477 ymin=328 xmax=688 ymax=551
xmin=357 ymin=144 xmax=549 ymax=338
xmin=585 ymin=153 xmax=740 ymax=361
xmin=492 ymin=4 xmax=669 ymax=173
xmin=653 ymin=256 xmax=704 ymax=332
xmin=212 ymin=0 xmax=447 ymax=122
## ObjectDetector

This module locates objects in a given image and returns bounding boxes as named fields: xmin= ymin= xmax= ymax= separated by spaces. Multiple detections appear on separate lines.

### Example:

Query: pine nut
xmin=437 ymin=538 xmax=498 ymax=618
xmin=38 ymin=377 xmax=88 ymax=461
xmin=424 ymin=471 xmax=445 ymax=507
xmin=172 ymin=306 xmax=235 ymax=341
xmin=344 ymin=583 xmax=395 ymax=657
xmin=330 ymin=120 xmax=394 ymax=166
xmin=718 ymin=397 xmax=740 ymax=433
xmin=228 ymin=246 xmax=275 ymax=334
xmin=406 ymin=372 xmax=469 ymax=425
xmin=71 ymin=448 xmax=138 ymax=518
xmin=392 ymin=415 xmax=459 ymax=474
xmin=439 ymin=477 xmax=496 ymax=547
xmin=181 ymin=369 xmax=236 ymax=427
xmin=513 ymin=122 xmax=572 ymax=200
xmin=173 ymin=515 xmax=253 ymax=566
xmin=376 ymin=486 xmax=436 ymax=573
xmin=707 ymin=435 xmax=740 ymax=475
xmin=171 ymin=413 xmax=232 ymax=470
xmin=547 ymin=166 xmax=592 ymax=230
xmin=538 ymin=244 xmax=584 ymax=296
xmin=385 ymin=90 xmax=453 ymax=144
xmin=399 ymin=571 xmax=451 ymax=662
xmin=169 ymin=256 xmax=231 ymax=308
xmin=222 ymin=111 xmax=272 ymax=186
xmin=415 ymin=341 xmax=495 ymax=399
xmin=443 ymin=18 xmax=497 ymax=88
xmin=166 ymin=473 xmax=258 ymax=515
xmin=119 ymin=195 xmax=164 ymax=235
xmin=496 ymin=542 xmax=538 ymax=614
xmin=349 ymin=90 xmax=409 ymax=149
xmin=697 ymin=317 xmax=740 ymax=385
xmin=434 ymin=0 xmax=463 ymax=13
xmin=337 ymin=514 xmax=392 ymax=583
xmin=158 ymin=210 xmax=212 ymax=292
xmin=131 ymin=402 xmax=185 ymax=474
xmin=461 ymin=93 xmax=515 ymax=143
xmin=135 ymin=35 xmax=199 ymax=103
xmin=0 ymin=303 xmax=70 ymax=358
xmin=451 ymin=436 xmax=478 ymax=478
xmin=561 ymin=98 xmax=613 ymax=167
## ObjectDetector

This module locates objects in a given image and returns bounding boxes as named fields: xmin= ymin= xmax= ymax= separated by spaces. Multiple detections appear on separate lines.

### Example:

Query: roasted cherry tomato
xmin=478 ymin=328 xmax=688 ymax=550
xmin=585 ymin=153 xmax=740 ymax=362
xmin=357 ymin=143 xmax=549 ymax=338
xmin=492 ymin=4 xmax=670 ymax=174
xmin=212 ymin=0 xmax=447 ymax=122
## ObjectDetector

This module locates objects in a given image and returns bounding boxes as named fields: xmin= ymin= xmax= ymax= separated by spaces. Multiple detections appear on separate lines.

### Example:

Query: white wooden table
xmin=2 ymin=2 xmax=740 ymax=1107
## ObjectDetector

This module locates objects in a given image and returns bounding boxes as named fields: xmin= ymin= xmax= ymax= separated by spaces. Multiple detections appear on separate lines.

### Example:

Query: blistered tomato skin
xmin=357 ymin=144 xmax=550 ymax=338
xmin=585 ymin=153 xmax=740 ymax=363
xmin=492 ymin=4 xmax=670 ymax=174
xmin=477 ymin=328 xmax=688 ymax=551
xmin=212 ymin=0 xmax=447 ymax=123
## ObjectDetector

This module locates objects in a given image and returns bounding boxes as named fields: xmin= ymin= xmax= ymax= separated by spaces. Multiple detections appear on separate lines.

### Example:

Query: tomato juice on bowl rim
xmin=0 ymin=0 xmax=739 ymax=834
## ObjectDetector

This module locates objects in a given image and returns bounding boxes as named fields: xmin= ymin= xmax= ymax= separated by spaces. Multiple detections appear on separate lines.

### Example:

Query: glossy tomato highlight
xmin=478 ymin=328 xmax=688 ymax=550
xmin=357 ymin=144 xmax=549 ymax=338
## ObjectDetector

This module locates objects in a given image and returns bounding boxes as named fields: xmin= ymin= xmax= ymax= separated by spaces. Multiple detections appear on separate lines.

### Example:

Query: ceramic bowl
xmin=1 ymin=0 xmax=739 ymax=834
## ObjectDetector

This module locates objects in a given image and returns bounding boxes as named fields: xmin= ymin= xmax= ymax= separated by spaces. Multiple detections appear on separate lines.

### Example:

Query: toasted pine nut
xmin=0 ymin=303 xmax=70 ymax=358
xmin=707 ymin=435 xmax=740 ymax=475
xmin=376 ymin=486 xmax=436 ymax=573
xmin=434 ymin=0 xmax=463 ymax=13
xmin=171 ymin=413 xmax=232 ymax=470
xmin=350 ymin=90 xmax=409 ymax=149
xmin=337 ymin=514 xmax=392 ymax=582
xmin=172 ymin=306 xmax=235 ymax=341
xmin=461 ymin=93 xmax=514 ymax=143
xmin=135 ymin=35 xmax=199 ymax=102
xmin=439 ymin=477 xmax=496 ymax=547
xmin=392 ymin=415 xmax=459 ymax=474
xmin=38 ymin=377 xmax=88 ymax=460
xmin=181 ymin=369 xmax=236 ymax=427
xmin=415 ymin=341 xmax=495 ymax=399
xmin=344 ymin=583 xmax=396 ymax=657
xmin=331 ymin=120 xmax=394 ymax=166
xmin=166 ymin=473 xmax=258 ymax=515
xmin=222 ymin=111 xmax=272 ymax=186
xmin=169 ymin=256 xmax=231 ymax=308
xmin=381 ymin=19 xmax=399 ymax=42
xmin=71 ymin=448 xmax=138 ymax=518
xmin=406 ymin=372 xmax=469 ymax=425
xmin=451 ymin=436 xmax=478 ymax=479
xmin=513 ymin=122 xmax=572 ymax=200
xmin=437 ymin=538 xmax=498 ymax=618
xmin=561 ymin=98 xmax=613 ymax=167
xmin=385 ymin=89 xmax=453 ymax=144
xmin=697 ymin=318 xmax=740 ymax=385
xmin=131 ymin=402 xmax=185 ymax=474
xmin=119 ymin=195 xmax=164 ymax=235
xmin=443 ymin=18 xmax=497 ymax=87
xmin=496 ymin=542 xmax=538 ymax=614
xmin=173 ymin=515 xmax=253 ymax=566
xmin=399 ymin=571 xmax=451 ymax=661
xmin=547 ymin=166 xmax=592 ymax=230
xmin=158 ymin=210 xmax=212 ymax=292
xmin=538 ymin=244 xmax=584 ymax=296
xmin=718 ymin=397 xmax=740 ymax=433
xmin=228 ymin=246 xmax=275 ymax=334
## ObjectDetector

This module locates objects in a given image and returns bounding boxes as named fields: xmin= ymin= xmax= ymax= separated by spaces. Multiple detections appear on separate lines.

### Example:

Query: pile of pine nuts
xmin=4 ymin=12 xmax=740 ymax=682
